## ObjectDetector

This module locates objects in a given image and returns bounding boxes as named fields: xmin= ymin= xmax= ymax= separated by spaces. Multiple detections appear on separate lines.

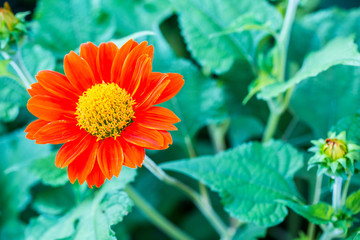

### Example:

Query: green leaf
xmin=0 ymin=129 xmax=52 ymax=238
xmin=111 ymin=31 xmax=155 ymax=48
xmin=228 ymin=114 xmax=264 ymax=146
xmin=282 ymin=201 xmax=334 ymax=224
xmin=32 ymin=186 xmax=75 ymax=215
xmin=289 ymin=8 xmax=360 ymax=67
xmin=233 ymin=224 xmax=267 ymax=240
xmin=0 ymin=76 xmax=28 ymax=122
xmin=162 ymin=59 xmax=228 ymax=138
xmin=346 ymin=189 xmax=360 ymax=214
xmin=32 ymin=0 xmax=116 ymax=56
xmin=22 ymin=43 xmax=56 ymax=76
xmin=289 ymin=64 xmax=360 ymax=137
xmin=299 ymin=8 xmax=360 ymax=47
xmin=101 ymin=191 xmax=133 ymax=226
xmin=212 ymin=13 xmax=278 ymax=39
xmin=26 ymin=168 xmax=136 ymax=240
xmin=28 ymin=152 xmax=69 ymax=187
xmin=171 ymin=0 xmax=282 ymax=73
xmin=331 ymin=113 xmax=360 ymax=145
xmin=345 ymin=230 xmax=360 ymax=240
xmin=161 ymin=140 xmax=303 ymax=226
xmin=102 ymin=0 xmax=171 ymax=35
xmin=0 ymin=59 xmax=14 ymax=78
xmin=284 ymin=8 xmax=360 ymax=136
xmin=243 ymin=71 xmax=277 ymax=104
xmin=258 ymin=36 xmax=360 ymax=100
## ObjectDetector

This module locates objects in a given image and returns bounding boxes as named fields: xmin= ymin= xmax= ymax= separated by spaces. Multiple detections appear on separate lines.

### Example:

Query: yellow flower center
xmin=75 ymin=83 xmax=135 ymax=140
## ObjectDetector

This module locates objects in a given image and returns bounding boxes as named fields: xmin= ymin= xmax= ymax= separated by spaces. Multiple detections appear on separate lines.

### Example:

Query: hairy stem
xmin=262 ymin=108 xmax=281 ymax=142
xmin=332 ymin=176 xmax=343 ymax=213
xmin=262 ymin=0 xmax=299 ymax=142
xmin=143 ymin=155 xmax=229 ymax=238
xmin=125 ymin=185 xmax=193 ymax=240
xmin=183 ymin=131 xmax=211 ymax=219
xmin=208 ymin=122 xmax=239 ymax=237
xmin=307 ymin=174 xmax=323 ymax=240
xmin=208 ymin=122 xmax=228 ymax=153
xmin=341 ymin=175 xmax=351 ymax=206
xmin=319 ymin=176 xmax=345 ymax=240
xmin=1 ymin=51 xmax=32 ymax=89
xmin=15 ymin=49 xmax=35 ymax=85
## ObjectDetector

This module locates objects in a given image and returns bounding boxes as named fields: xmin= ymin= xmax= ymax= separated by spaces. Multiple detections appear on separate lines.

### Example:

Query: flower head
xmin=25 ymin=39 xmax=184 ymax=188
xmin=308 ymin=132 xmax=360 ymax=178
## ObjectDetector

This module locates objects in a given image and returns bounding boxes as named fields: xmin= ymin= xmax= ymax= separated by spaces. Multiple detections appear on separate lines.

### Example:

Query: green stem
xmin=278 ymin=0 xmax=299 ymax=83
xmin=332 ymin=176 xmax=343 ymax=213
xmin=208 ymin=122 xmax=229 ymax=153
xmin=125 ymin=185 xmax=193 ymax=240
xmin=208 ymin=121 xmax=239 ymax=236
xmin=184 ymin=134 xmax=197 ymax=159
xmin=183 ymin=132 xmax=211 ymax=216
xmin=143 ymin=155 xmax=229 ymax=238
xmin=262 ymin=0 xmax=299 ymax=142
xmin=319 ymin=176 xmax=345 ymax=240
xmin=341 ymin=175 xmax=351 ymax=206
xmin=281 ymin=116 xmax=299 ymax=141
xmin=1 ymin=51 xmax=32 ymax=89
xmin=307 ymin=174 xmax=323 ymax=240
xmin=15 ymin=49 xmax=35 ymax=84
xmin=262 ymin=107 xmax=281 ymax=142
xmin=319 ymin=228 xmax=343 ymax=240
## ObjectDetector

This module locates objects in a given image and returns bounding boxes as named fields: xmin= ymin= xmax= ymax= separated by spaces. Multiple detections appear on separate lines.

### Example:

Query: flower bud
xmin=323 ymin=138 xmax=347 ymax=161
xmin=0 ymin=2 xmax=19 ymax=31
xmin=0 ymin=2 xmax=27 ymax=50
xmin=308 ymin=132 xmax=360 ymax=178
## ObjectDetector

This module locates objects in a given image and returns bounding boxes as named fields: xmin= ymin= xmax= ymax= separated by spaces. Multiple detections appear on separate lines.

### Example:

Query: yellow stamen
xmin=75 ymin=83 xmax=135 ymax=140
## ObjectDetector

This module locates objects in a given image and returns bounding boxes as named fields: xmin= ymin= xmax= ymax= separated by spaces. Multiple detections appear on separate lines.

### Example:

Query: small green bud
xmin=308 ymin=132 xmax=360 ymax=178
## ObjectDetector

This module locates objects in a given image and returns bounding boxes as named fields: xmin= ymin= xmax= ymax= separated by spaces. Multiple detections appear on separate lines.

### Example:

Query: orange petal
xmin=25 ymin=119 xmax=49 ymax=140
xmin=27 ymin=95 xmax=75 ymax=121
xmin=55 ymin=133 xmax=92 ymax=168
xmin=36 ymin=70 xmax=80 ymax=100
xmin=33 ymin=120 xmax=83 ymax=144
xmin=97 ymin=138 xmax=124 ymax=179
xmin=120 ymin=138 xmax=145 ymax=168
xmin=135 ymin=79 xmax=170 ymax=110
xmin=145 ymin=131 xmax=173 ymax=150
xmin=67 ymin=137 xmax=99 ymax=184
xmin=135 ymin=106 xmax=180 ymax=130
xmin=160 ymin=130 xmax=173 ymax=149
xmin=111 ymin=39 xmax=138 ymax=83
xmin=118 ymin=42 xmax=153 ymax=90
xmin=127 ymin=54 xmax=152 ymax=96
xmin=122 ymin=123 xmax=164 ymax=149
xmin=155 ymin=73 xmax=184 ymax=104
xmin=27 ymin=82 xmax=48 ymax=97
xmin=134 ymin=72 xmax=167 ymax=102
xmin=86 ymin=161 xmax=106 ymax=188
xmin=80 ymin=42 xmax=102 ymax=83
xmin=64 ymin=51 xmax=96 ymax=92
xmin=96 ymin=42 xmax=118 ymax=82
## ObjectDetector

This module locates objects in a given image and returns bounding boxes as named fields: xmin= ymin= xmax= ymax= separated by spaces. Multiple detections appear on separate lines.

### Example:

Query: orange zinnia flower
xmin=25 ymin=39 xmax=184 ymax=188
